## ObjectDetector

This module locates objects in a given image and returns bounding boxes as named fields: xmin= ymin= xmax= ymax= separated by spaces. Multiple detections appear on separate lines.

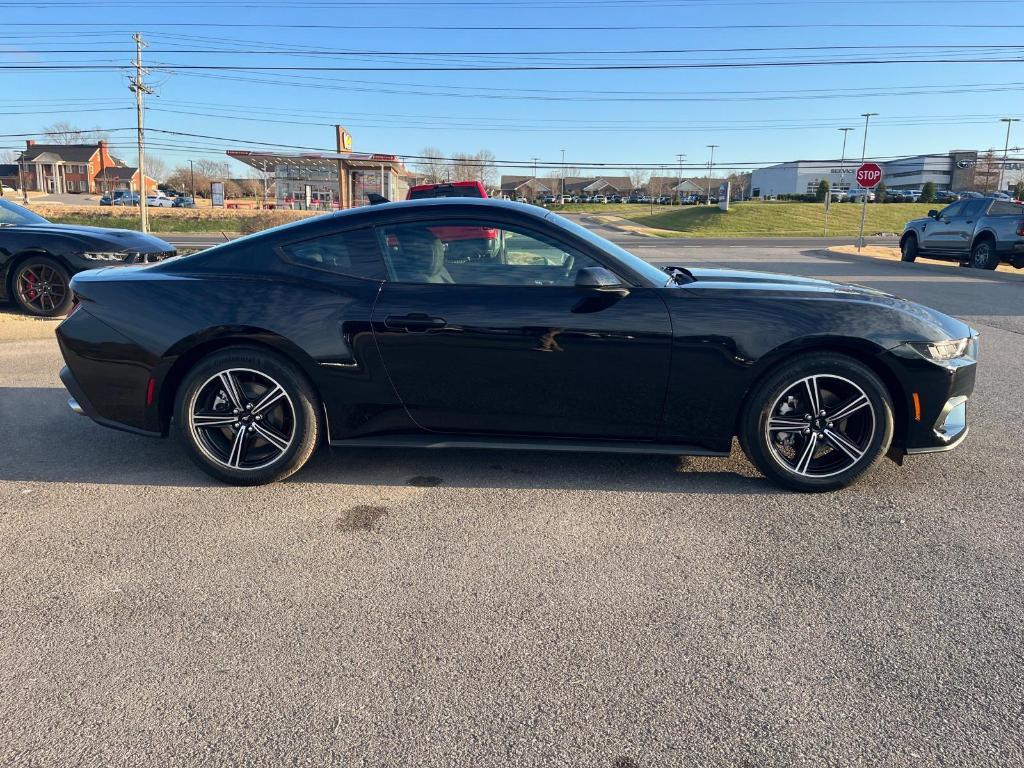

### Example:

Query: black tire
xmin=969 ymin=238 xmax=999 ymax=270
xmin=10 ymin=256 xmax=73 ymax=317
xmin=739 ymin=353 xmax=894 ymax=492
xmin=174 ymin=347 xmax=321 ymax=485
xmin=900 ymin=234 xmax=919 ymax=263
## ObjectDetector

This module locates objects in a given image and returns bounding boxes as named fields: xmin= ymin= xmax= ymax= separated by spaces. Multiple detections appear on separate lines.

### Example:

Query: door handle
xmin=384 ymin=313 xmax=447 ymax=331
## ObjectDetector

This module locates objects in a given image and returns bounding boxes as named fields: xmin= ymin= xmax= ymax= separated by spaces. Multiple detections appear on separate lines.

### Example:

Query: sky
xmin=4 ymin=0 xmax=1024 ymax=179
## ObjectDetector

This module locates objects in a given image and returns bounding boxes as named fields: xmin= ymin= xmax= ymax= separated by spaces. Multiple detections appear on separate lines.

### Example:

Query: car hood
xmin=676 ymin=266 xmax=972 ymax=341
xmin=13 ymin=223 xmax=173 ymax=251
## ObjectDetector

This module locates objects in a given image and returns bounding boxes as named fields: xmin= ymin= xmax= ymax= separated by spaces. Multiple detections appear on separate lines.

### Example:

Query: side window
xmin=280 ymin=227 xmax=385 ymax=280
xmin=376 ymin=220 xmax=605 ymax=287
xmin=963 ymin=199 xmax=990 ymax=218
xmin=938 ymin=201 xmax=964 ymax=219
xmin=989 ymin=200 xmax=1024 ymax=216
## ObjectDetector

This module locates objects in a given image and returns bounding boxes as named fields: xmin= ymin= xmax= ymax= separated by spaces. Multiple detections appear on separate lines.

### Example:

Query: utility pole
xmin=130 ymin=32 xmax=153 ymax=233
xmin=826 ymin=127 xmax=854 ymax=236
xmin=705 ymin=145 xmax=719 ymax=205
xmin=560 ymin=148 xmax=566 ymax=202
xmin=189 ymin=159 xmax=196 ymax=201
xmin=857 ymin=113 xmax=878 ymax=252
xmin=998 ymin=118 xmax=1020 ymax=195
xmin=676 ymin=153 xmax=685 ymax=205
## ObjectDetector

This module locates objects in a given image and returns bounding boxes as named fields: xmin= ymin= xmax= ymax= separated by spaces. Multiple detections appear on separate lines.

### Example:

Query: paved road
xmin=1 ymin=244 xmax=1022 ymax=767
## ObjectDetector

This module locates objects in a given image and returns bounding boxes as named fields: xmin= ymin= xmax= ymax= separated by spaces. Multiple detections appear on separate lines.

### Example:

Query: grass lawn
xmin=619 ymin=201 xmax=936 ymax=237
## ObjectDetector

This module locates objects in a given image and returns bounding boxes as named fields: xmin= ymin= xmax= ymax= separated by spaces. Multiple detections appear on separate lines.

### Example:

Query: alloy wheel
xmin=764 ymin=374 xmax=876 ymax=478
xmin=187 ymin=368 xmax=296 ymax=471
xmin=16 ymin=263 xmax=67 ymax=314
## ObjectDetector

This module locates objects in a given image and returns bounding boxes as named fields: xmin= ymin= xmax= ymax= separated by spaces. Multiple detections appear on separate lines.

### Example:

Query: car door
xmin=370 ymin=215 xmax=673 ymax=440
xmin=921 ymin=200 xmax=966 ymax=251
xmin=955 ymin=199 xmax=991 ymax=251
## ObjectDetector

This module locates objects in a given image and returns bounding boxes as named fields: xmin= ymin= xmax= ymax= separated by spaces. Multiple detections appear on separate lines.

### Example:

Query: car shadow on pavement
xmin=0 ymin=386 xmax=773 ymax=494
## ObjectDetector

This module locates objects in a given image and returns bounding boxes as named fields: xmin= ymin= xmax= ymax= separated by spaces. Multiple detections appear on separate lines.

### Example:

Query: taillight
xmin=484 ymin=228 xmax=498 ymax=239
xmin=1017 ymin=219 xmax=1024 ymax=236
xmin=66 ymin=297 xmax=82 ymax=318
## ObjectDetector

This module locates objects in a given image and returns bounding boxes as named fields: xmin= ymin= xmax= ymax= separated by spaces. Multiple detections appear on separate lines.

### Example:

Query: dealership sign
xmin=855 ymin=163 xmax=883 ymax=189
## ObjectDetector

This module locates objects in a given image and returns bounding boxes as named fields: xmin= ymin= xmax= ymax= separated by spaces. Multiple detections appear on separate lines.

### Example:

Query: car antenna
xmin=367 ymin=193 xmax=390 ymax=205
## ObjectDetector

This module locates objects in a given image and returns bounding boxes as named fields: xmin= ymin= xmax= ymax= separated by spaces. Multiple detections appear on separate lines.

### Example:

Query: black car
xmin=172 ymin=196 xmax=196 ymax=209
xmin=0 ymin=198 xmax=176 ymax=316
xmin=57 ymin=199 xmax=977 ymax=491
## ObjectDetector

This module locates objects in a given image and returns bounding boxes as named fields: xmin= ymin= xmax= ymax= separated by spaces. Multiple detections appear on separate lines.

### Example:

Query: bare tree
xmin=41 ymin=122 xmax=109 ymax=145
xmin=137 ymin=154 xmax=167 ymax=182
xmin=0 ymin=150 xmax=16 ymax=164
xmin=416 ymin=147 xmax=448 ymax=184
xmin=628 ymin=168 xmax=651 ymax=192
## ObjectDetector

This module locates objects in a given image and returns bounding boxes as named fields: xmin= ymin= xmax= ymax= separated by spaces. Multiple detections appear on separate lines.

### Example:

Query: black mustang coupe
xmin=0 ymin=198 xmax=175 ymax=317
xmin=56 ymin=198 xmax=977 ymax=491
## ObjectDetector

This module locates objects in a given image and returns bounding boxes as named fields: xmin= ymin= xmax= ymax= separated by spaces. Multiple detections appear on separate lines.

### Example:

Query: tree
xmin=41 ymin=122 xmax=108 ymax=144
xmin=920 ymin=182 xmax=936 ymax=203
xmin=137 ymin=154 xmax=167 ymax=182
xmin=875 ymin=181 xmax=887 ymax=203
xmin=815 ymin=179 xmax=830 ymax=203
xmin=628 ymin=168 xmax=651 ymax=192
xmin=415 ymin=147 xmax=448 ymax=184
xmin=1014 ymin=179 xmax=1024 ymax=200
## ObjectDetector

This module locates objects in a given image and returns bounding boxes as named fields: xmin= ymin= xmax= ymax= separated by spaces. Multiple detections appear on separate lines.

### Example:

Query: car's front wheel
xmin=174 ymin=347 xmax=321 ymax=485
xmin=740 ymin=353 xmax=894 ymax=492
xmin=11 ymin=256 xmax=73 ymax=317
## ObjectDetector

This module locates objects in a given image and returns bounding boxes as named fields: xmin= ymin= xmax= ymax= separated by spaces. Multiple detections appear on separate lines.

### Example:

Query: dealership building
xmin=750 ymin=150 xmax=983 ymax=198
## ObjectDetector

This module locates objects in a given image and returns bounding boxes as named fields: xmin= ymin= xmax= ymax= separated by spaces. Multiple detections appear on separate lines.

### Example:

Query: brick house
xmin=15 ymin=140 xmax=156 ymax=194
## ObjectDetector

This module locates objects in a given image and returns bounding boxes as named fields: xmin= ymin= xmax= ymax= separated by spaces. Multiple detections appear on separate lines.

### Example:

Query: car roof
xmin=335 ymin=196 xmax=549 ymax=220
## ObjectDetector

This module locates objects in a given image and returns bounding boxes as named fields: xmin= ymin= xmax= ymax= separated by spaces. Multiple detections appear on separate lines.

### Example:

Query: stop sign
xmin=856 ymin=162 xmax=883 ymax=189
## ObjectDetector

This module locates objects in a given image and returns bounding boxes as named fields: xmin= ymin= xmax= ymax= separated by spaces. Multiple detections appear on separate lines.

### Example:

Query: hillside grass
xmin=31 ymin=204 xmax=317 ymax=233
xmin=620 ymin=201 xmax=936 ymax=237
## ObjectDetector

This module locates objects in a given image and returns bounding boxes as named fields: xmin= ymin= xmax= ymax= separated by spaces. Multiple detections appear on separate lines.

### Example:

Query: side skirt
xmin=328 ymin=433 xmax=729 ymax=457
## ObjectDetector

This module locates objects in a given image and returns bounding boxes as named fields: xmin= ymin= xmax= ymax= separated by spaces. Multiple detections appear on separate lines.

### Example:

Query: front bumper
xmin=885 ymin=340 xmax=978 ymax=455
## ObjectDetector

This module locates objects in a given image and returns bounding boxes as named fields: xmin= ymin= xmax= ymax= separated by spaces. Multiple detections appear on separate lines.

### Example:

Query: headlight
xmin=907 ymin=338 xmax=971 ymax=361
xmin=81 ymin=251 xmax=126 ymax=262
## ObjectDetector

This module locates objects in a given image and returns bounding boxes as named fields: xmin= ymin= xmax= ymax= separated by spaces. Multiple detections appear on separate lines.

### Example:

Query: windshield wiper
xmin=662 ymin=265 xmax=696 ymax=285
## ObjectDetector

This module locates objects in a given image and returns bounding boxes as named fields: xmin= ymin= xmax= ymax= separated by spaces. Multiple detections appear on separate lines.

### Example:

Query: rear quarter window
xmin=279 ymin=227 xmax=386 ymax=280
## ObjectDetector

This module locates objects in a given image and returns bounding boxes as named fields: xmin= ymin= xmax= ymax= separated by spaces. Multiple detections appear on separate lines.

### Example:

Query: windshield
xmin=545 ymin=210 xmax=672 ymax=286
xmin=0 ymin=198 xmax=48 ymax=227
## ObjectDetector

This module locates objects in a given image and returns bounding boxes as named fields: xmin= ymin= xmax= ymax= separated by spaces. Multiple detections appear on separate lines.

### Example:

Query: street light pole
xmin=706 ymin=144 xmax=719 ymax=205
xmin=857 ymin=113 xmax=878 ymax=252
xmin=998 ymin=118 xmax=1020 ymax=195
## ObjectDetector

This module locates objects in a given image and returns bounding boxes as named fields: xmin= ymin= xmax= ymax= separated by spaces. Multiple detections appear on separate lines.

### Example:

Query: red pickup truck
xmin=405 ymin=181 xmax=497 ymax=260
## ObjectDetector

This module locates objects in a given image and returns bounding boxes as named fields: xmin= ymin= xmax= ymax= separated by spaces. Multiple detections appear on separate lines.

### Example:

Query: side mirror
xmin=575 ymin=266 xmax=628 ymax=295
xmin=928 ymin=209 xmax=939 ymax=218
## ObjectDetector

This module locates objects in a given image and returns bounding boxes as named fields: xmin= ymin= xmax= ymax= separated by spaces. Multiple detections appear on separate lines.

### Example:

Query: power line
xmin=4 ymin=56 xmax=1023 ymax=72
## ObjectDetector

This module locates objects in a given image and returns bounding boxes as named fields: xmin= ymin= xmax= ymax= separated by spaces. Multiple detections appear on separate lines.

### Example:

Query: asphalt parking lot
xmin=1 ymin=242 xmax=1022 ymax=767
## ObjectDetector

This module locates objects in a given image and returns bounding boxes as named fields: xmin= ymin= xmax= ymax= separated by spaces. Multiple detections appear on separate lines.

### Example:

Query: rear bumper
xmin=56 ymin=307 xmax=163 ymax=437
xmin=59 ymin=364 xmax=160 ymax=437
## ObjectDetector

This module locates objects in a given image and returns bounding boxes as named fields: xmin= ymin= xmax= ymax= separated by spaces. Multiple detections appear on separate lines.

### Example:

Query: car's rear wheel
xmin=175 ymin=347 xmax=321 ymax=485
xmin=900 ymin=235 xmax=919 ymax=263
xmin=739 ymin=353 xmax=894 ymax=492
xmin=11 ymin=256 xmax=73 ymax=317
xmin=969 ymin=238 xmax=999 ymax=270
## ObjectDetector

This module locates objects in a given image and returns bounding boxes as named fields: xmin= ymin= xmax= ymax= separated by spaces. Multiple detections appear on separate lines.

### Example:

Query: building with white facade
xmin=750 ymin=151 xmax=983 ymax=198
